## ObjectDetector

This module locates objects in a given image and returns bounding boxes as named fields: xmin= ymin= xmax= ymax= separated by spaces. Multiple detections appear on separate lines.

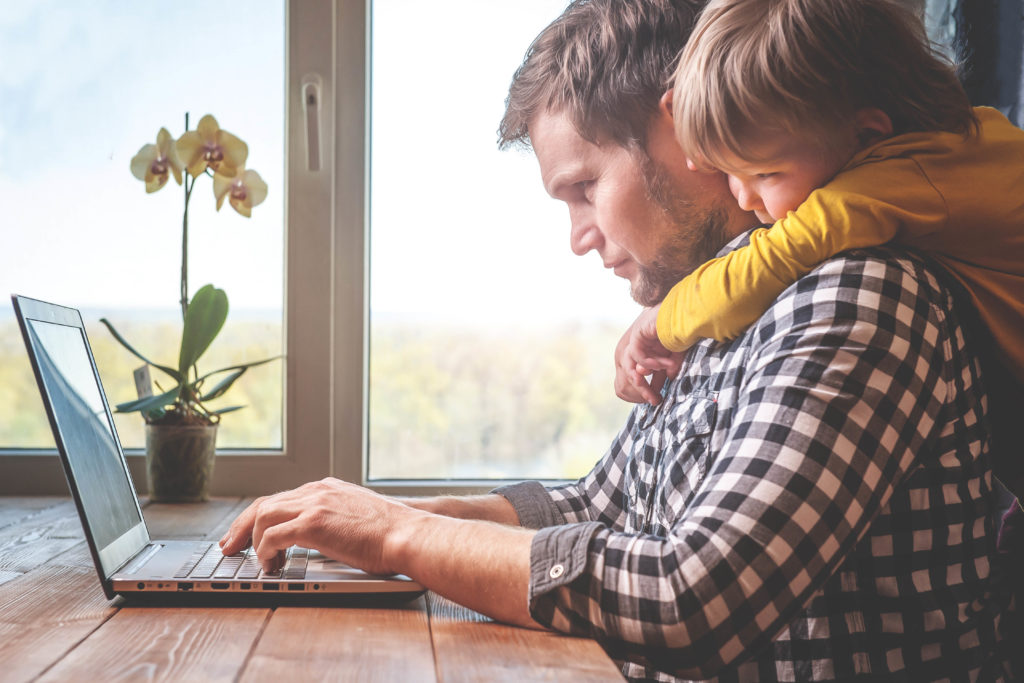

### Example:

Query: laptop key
xmin=174 ymin=543 xmax=213 ymax=578
xmin=282 ymin=550 xmax=309 ymax=580
xmin=236 ymin=549 xmax=263 ymax=580
xmin=213 ymin=554 xmax=246 ymax=579
xmin=187 ymin=544 xmax=226 ymax=579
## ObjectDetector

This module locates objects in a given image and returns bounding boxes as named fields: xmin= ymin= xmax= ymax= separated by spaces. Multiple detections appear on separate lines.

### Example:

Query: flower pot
xmin=144 ymin=423 xmax=219 ymax=502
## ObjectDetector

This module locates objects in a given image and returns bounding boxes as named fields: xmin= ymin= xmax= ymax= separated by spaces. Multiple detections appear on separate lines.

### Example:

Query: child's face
xmin=716 ymin=134 xmax=852 ymax=223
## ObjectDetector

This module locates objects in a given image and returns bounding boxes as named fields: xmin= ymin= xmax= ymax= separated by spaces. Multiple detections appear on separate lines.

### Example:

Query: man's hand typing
xmin=218 ymin=477 xmax=421 ymax=576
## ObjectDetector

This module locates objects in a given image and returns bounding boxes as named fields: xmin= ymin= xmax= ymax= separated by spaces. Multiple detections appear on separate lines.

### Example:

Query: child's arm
xmin=614 ymin=306 xmax=683 ymax=405
xmin=656 ymin=165 xmax=948 ymax=351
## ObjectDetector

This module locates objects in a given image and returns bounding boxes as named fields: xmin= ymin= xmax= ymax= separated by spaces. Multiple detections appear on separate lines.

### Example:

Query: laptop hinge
xmin=119 ymin=543 xmax=164 ymax=575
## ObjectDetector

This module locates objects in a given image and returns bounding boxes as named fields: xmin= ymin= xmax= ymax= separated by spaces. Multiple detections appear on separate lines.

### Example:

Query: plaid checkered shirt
xmin=496 ymin=233 xmax=1015 ymax=681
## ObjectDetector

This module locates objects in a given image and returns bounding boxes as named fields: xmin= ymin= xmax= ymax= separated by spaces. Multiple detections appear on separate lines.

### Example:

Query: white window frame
xmin=0 ymin=0 xmax=513 ymax=496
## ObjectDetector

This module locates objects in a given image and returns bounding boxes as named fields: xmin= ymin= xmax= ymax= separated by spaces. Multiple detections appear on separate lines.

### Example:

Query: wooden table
xmin=0 ymin=496 xmax=624 ymax=682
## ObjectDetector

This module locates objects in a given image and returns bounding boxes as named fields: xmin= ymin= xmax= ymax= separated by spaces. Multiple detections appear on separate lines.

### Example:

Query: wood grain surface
xmin=242 ymin=600 xmax=435 ymax=682
xmin=428 ymin=593 xmax=624 ymax=682
xmin=0 ymin=496 xmax=623 ymax=682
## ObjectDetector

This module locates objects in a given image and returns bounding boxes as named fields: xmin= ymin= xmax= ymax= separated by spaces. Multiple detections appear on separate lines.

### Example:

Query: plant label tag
xmin=133 ymin=365 xmax=154 ymax=400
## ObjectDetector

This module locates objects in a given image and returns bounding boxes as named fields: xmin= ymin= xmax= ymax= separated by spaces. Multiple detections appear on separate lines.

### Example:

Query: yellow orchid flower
xmin=175 ymin=114 xmax=248 ymax=178
xmin=213 ymin=168 xmax=268 ymax=218
xmin=129 ymin=128 xmax=183 ymax=193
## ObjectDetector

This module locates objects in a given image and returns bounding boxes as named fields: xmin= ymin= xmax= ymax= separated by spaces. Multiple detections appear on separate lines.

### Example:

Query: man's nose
xmin=569 ymin=208 xmax=603 ymax=256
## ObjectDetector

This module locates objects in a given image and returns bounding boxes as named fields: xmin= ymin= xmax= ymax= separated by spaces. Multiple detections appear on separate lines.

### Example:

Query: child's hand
xmin=614 ymin=306 xmax=684 ymax=405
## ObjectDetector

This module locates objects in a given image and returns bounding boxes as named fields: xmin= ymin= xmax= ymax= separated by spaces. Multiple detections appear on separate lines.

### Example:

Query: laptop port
xmin=137 ymin=582 xmax=145 ymax=590
xmin=177 ymin=582 xmax=194 ymax=591
xmin=211 ymin=582 xmax=230 ymax=590
xmin=287 ymin=583 xmax=304 ymax=591
xmin=240 ymin=583 xmax=251 ymax=590
xmin=262 ymin=583 xmax=280 ymax=591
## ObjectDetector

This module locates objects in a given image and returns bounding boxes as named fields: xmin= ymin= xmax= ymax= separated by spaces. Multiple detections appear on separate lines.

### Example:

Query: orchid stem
xmin=180 ymin=112 xmax=191 ymax=322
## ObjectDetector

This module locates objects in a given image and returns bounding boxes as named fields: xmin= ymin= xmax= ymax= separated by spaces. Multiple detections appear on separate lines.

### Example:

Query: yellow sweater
xmin=657 ymin=106 xmax=1024 ymax=382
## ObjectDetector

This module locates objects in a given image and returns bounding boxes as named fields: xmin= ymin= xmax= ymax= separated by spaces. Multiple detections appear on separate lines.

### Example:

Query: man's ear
xmin=854 ymin=108 xmax=893 ymax=146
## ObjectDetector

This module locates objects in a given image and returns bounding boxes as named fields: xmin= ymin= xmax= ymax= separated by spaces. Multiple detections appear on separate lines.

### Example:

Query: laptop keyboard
xmin=174 ymin=543 xmax=309 ymax=580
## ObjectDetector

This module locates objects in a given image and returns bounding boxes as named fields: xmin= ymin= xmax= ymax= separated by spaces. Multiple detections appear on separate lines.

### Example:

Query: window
xmin=1 ymin=0 xmax=641 ymax=495
xmin=0 ymin=2 xmax=285 ymax=453
xmin=365 ymin=0 xmax=636 ymax=483
xmin=0 ymin=1 xmax=333 ymax=494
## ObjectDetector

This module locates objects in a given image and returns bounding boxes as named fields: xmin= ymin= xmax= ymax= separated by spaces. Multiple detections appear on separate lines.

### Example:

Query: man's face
xmin=531 ymin=108 xmax=754 ymax=306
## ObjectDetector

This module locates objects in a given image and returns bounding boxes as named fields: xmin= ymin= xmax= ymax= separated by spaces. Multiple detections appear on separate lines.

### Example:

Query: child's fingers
xmin=615 ymin=356 xmax=654 ymax=404
xmin=637 ymin=357 xmax=674 ymax=373
xmin=629 ymin=365 xmax=662 ymax=405
xmin=648 ymin=370 xmax=668 ymax=397
xmin=616 ymin=377 xmax=656 ymax=404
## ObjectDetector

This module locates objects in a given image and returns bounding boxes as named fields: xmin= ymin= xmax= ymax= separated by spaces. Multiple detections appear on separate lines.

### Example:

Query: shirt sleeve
xmin=655 ymin=156 xmax=950 ymax=352
xmin=531 ymin=253 xmax=955 ymax=678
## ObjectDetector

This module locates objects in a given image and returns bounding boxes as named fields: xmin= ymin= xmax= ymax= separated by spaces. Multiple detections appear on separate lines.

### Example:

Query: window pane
xmin=369 ymin=0 xmax=637 ymax=480
xmin=0 ymin=1 xmax=285 ymax=450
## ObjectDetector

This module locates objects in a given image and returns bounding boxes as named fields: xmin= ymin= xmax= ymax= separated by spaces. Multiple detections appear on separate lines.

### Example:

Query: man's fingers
xmin=251 ymin=497 xmax=305 ymax=557
xmin=255 ymin=518 xmax=308 ymax=571
xmin=219 ymin=498 xmax=265 ymax=554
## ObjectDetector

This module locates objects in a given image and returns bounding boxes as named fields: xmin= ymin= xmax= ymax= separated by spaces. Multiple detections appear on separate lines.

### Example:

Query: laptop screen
xmin=24 ymin=317 xmax=144 ymax=568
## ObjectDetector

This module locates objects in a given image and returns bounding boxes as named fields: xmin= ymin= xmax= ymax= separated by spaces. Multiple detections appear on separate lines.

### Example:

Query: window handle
xmin=302 ymin=75 xmax=322 ymax=172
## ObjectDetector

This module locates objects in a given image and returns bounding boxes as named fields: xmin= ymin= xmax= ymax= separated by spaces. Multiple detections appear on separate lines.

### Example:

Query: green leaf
xmin=213 ymin=405 xmax=246 ymax=415
xmin=200 ymin=368 xmax=247 ymax=401
xmin=114 ymin=386 xmax=180 ymax=414
xmin=179 ymin=284 xmax=228 ymax=377
xmin=196 ymin=356 xmax=279 ymax=383
xmin=143 ymin=406 xmax=167 ymax=421
xmin=99 ymin=318 xmax=182 ymax=381
xmin=199 ymin=356 xmax=280 ymax=402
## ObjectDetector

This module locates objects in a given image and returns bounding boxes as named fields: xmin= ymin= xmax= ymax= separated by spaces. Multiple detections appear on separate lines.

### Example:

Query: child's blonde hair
xmin=672 ymin=0 xmax=979 ymax=168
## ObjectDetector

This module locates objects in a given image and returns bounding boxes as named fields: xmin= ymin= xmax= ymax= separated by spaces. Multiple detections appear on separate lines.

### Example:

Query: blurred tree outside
xmin=1 ymin=314 xmax=631 ymax=481
xmin=0 ymin=315 xmax=283 ymax=450
xmin=368 ymin=319 xmax=631 ymax=480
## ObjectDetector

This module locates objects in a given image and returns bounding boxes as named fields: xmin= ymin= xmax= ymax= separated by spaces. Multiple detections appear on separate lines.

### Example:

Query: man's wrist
xmin=398 ymin=494 xmax=521 ymax=525
xmin=382 ymin=504 xmax=434 ymax=574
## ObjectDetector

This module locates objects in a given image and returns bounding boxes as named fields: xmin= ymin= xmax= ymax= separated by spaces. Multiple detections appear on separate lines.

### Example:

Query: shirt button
xmin=549 ymin=564 xmax=565 ymax=579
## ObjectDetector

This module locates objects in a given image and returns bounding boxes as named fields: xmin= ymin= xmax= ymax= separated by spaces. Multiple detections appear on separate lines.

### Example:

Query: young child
xmin=617 ymin=0 xmax=1024 ymax=408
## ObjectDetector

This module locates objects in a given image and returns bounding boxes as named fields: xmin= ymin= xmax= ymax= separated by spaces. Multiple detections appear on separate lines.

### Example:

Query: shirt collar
xmin=714 ymin=225 xmax=767 ymax=259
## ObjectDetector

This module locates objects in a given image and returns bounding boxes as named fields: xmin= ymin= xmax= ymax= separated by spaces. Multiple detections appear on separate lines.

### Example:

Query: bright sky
xmin=0 ymin=0 xmax=640 ymax=327
xmin=0 ymin=0 xmax=285 ymax=314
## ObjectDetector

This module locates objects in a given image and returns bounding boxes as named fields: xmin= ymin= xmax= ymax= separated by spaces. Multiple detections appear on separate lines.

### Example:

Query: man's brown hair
xmin=673 ymin=0 xmax=979 ymax=168
xmin=499 ymin=0 xmax=705 ymax=150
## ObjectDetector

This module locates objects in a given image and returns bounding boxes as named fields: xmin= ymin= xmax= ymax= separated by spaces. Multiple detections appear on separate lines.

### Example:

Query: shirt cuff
xmin=527 ymin=521 xmax=604 ymax=601
xmin=491 ymin=480 xmax=566 ymax=529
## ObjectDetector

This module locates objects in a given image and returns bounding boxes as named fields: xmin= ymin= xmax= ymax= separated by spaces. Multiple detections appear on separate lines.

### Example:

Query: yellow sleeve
xmin=655 ymin=160 xmax=949 ymax=351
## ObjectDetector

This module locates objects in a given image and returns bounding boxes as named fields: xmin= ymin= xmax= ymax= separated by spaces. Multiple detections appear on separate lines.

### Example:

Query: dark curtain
xmin=954 ymin=0 xmax=1024 ymax=125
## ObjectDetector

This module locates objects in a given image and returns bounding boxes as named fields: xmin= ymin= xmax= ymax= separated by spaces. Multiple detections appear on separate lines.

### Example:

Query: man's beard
xmin=631 ymin=151 xmax=731 ymax=307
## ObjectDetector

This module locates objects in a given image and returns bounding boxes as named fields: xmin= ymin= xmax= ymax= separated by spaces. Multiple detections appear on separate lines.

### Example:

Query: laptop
xmin=12 ymin=294 xmax=424 ymax=600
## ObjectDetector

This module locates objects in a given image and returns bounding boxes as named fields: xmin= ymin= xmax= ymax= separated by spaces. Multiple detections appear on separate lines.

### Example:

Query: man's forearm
xmin=399 ymin=493 xmax=522 ymax=526
xmin=385 ymin=510 xmax=541 ymax=629
xmin=221 ymin=481 xmax=539 ymax=627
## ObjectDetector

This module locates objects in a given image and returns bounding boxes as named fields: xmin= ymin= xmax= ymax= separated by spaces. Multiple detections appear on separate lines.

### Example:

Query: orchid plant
xmin=101 ymin=114 xmax=276 ymax=426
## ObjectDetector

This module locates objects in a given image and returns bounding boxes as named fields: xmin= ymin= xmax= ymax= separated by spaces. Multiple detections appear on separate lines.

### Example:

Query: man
xmin=221 ymin=1 xmax=1014 ymax=679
